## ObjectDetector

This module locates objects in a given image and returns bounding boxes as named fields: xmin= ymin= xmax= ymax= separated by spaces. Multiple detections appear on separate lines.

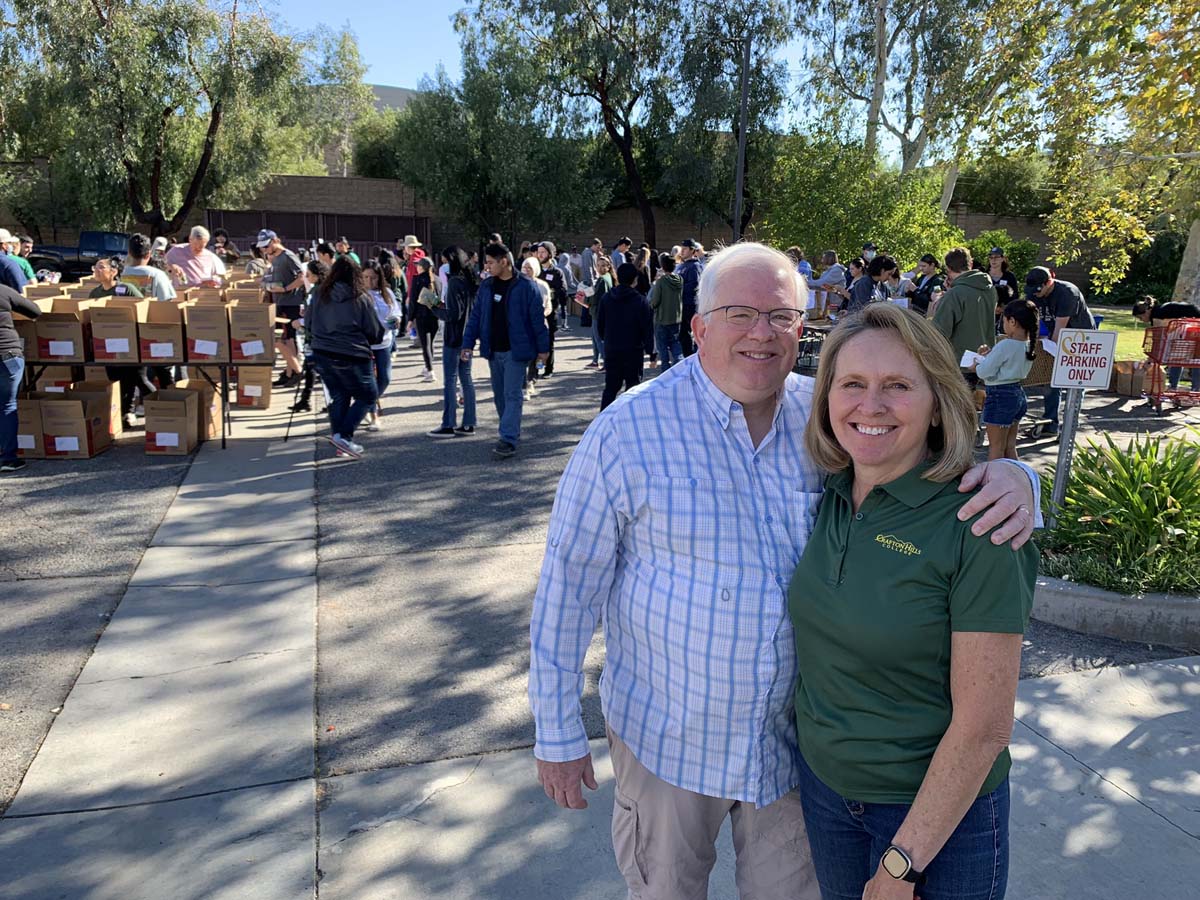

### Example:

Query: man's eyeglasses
xmin=707 ymin=305 xmax=803 ymax=332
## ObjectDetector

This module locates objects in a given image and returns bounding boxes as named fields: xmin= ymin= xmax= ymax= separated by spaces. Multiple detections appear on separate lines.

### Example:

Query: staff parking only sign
xmin=1051 ymin=330 xmax=1118 ymax=389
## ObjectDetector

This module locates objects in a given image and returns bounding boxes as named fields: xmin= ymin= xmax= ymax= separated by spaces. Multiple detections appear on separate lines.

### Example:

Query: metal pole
xmin=1048 ymin=387 xmax=1084 ymax=528
xmin=732 ymin=35 xmax=752 ymax=243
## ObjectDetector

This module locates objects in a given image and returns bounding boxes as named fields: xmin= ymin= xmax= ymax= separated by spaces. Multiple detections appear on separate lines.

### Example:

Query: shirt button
xmin=775 ymin=575 xmax=784 ymax=586
xmin=764 ymin=514 xmax=773 ymax=524
xmin=551 ymin=538 xmax=559 ymax=547
xmin=690 ymin=478 xmax=697 ymax=487
xmin=854 ymin=512 xmax=864 ymax=521
xmin=753 ymin=457 xmax=760 ymax=464
xmin=721 ymin=589 xmax=731 ymax=601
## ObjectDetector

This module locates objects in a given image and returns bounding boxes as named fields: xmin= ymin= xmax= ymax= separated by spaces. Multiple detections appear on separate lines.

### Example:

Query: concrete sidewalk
xmin=0 ymin=396 xmax=320 ymax=899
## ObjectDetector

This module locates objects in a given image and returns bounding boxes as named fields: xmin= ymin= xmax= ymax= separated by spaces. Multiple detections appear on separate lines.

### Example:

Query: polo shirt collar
xmin=827 ymin=460 xmax=948 ymax=508
xmin=688 ymin=355 xmax=787 ymax=432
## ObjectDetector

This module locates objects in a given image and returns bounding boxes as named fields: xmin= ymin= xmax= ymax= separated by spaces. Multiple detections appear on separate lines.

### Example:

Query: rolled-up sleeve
xmin=529 ymin=419 xmax=627 ymax=762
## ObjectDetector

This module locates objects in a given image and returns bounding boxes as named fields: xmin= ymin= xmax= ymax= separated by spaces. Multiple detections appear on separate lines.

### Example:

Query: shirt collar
xmin=827 ymin=460 xmax=949 ymax=508
xmin=688 ymin=355 xmax=793 ymax=433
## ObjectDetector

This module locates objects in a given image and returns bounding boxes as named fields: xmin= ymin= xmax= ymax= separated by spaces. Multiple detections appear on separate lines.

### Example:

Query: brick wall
xmin=946 ymin=205 xmax=1090 ymax=288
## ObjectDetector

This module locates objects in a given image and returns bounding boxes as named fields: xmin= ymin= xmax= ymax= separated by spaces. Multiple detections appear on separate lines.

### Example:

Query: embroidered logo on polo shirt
xmin=875 ymin=534 xmax=922 ymax=556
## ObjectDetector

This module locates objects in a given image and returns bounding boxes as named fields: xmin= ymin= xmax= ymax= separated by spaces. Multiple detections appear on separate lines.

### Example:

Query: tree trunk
xmin=939 ymin=159 xmax=961 ymax=215
xmin=599 ymin=108 xmax=656 ymax=248
xmin=1172 ymin=218 xmax=1200 ymax=304
xmin=864 ymin=0 xmax=888 ymax=162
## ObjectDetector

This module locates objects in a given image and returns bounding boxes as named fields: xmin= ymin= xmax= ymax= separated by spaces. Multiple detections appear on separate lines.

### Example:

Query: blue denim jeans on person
xmin=796 ymin=753 xmax=1010 ymax=900
xmin=1040 ymin=386 xmax=1061 ymax=432
xmin=371 ymin=345 xmax=392 ymax=414
xmin=981 ymin=382 xmax=1027 ymax=427
xmin=312 ymin=353 xmax=377 ymax=441
xmin=441 ymin=345 xmax=476 ymax=430
xmin=591 ymin=316 xmax=604 ymax=366
xmin=1167 ymin=366 xmax=1200 ymax=391
xmin=655 ymin=323 xmax=684 ymax=371
xmin=487 ymin=350 xmax=526 ymax=445
xmin=1 ymin=354 xmax=24 ymax=464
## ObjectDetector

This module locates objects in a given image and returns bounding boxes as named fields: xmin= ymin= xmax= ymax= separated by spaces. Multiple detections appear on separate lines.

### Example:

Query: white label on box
xmin=241 ymin=340 xmax=265 ymax=356
xmin=54 ymin=436 xmax=80 ymax=452
xmin=243 ymin=384 xmax=263 ymax=398
xmin=193 ymin=339 xmax=219 ymax=356
xmin=150 ymin=342 xmax=175 ymax=358
xmin=48 ymin=340 xmax=74 ymax=356
xmin=44 ymin=385 xmax=66 ymax=393
xmin=16 ymin=434 xmax=34 ymax=450
xmin=105 ymin=338 xmax=130 ymax=353
xmin=155 ymin=432 xmax=180 ymax=447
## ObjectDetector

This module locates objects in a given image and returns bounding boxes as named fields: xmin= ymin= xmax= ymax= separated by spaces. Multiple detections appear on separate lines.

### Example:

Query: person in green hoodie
xmin=649 ymin=253 xmax=684 ymax=370
xmin=931 ymin=247 xmax=997 ymax=387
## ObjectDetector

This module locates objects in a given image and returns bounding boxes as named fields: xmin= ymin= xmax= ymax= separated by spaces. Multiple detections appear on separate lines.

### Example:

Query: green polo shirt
xmin=788 ymin=461 xmax=1036 ymax=804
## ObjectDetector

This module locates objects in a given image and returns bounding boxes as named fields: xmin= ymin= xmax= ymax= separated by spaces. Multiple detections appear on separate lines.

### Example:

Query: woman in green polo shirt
xmin=788 ymin=302 xmax=1037 ymax=900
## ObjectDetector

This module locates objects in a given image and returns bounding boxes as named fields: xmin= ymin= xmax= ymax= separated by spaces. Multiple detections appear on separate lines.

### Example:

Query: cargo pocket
xmin=611 ymin=788 xmax=649 ymax=891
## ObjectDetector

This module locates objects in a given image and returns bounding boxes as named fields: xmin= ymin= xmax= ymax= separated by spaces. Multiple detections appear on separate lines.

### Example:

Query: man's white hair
xmin=190 ymin=225 xmax=210 ymax=242
xmin=696 ymin=242 xmax=807 ymax=315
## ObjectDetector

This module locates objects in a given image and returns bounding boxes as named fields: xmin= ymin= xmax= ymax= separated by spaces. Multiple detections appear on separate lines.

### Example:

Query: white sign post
xmin=1048 ymin=330 xmax=1118 ymax=527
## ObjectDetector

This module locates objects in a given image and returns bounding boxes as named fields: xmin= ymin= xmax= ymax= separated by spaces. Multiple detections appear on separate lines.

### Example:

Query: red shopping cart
xmin=1143 ymin=318 xmax=1200 ymax=413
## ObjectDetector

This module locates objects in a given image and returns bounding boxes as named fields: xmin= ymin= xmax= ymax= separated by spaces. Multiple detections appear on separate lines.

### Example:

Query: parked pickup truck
xmin=26 ymin=230 xmax=130 ymax=282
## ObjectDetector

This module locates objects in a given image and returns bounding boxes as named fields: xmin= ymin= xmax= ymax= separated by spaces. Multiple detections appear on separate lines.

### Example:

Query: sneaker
xmin=422 ymin=370 xmax=435 ymax=383
xmin=427 ymin=427 xmax=459 ymax=438
xmin=492 ymin=440 xmax=516 ymax=458
xmin=454 ymin=425 xmax=475 ymax=436
xmin=365 ymin=421 xmax=381 ymax=432
xmin=0 ymin=459 xmax=26 ymax=473
xmin=522 ymin=388 xmax=532 ymax=401
xmin=585 ymin=362 xmax=599 ymax=369
xmin=122 ymin=413 xmax=137 ymax=429
xmin=289 ymin=400 xmax=311 ymax=412
xmin=327 ymin=434 xmax=363 ymax=459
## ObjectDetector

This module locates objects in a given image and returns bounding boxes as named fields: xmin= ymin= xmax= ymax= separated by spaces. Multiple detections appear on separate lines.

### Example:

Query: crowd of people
xmin=0 ymin=218 xmax=1116 ymax=471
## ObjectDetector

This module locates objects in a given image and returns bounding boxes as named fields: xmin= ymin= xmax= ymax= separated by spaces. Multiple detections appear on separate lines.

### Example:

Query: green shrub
xmin=1098 ymin=228 xmax=1188 ymax=306
xmin=1041 ymin=431 xmax=1200 ymax=595
xmin=964 ymin=229 xmax=1041 ymax=281
xmin=955 ymin=153 xmax=1055 ymax=218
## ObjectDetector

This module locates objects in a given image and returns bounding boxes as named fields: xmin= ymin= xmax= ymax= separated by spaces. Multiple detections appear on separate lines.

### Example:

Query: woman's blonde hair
xmin=804 ymin=303 xmax=978 ymax=483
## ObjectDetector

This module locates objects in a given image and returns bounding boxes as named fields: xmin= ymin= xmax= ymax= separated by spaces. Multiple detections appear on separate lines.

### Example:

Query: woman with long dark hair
xmin=428 ymin=246 xmax=478 ymax=437
xmin=306 ymin=256 xmax=384 ymax=459
xmin=411 ymin=257 xmax=440 ymax=382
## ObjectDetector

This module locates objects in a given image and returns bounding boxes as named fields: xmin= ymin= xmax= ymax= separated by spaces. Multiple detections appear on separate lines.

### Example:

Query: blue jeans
xmin=312 ymin=353 xmax=378 ymax=440
xmin=796 ymin=752 xmax=1009 ymax=900
xmin=1167 ymin=366 xmax=1200 ymax=391
xmin=654 ymin=323 xmax=684 ymax=370
xmin=1 ymin=355 xmax=23 ymax=463
xmin=371 ymin=345 xmax=392 ymax=413
xmin=591 ymin=316 xmax=603 ymax=365
xmin=487 ymin=351 xmax=526 ymax=445
xmin=441 ymin=345 xmax=476 ymax=430
xmin=1040 ymin=386 xmax=1061 ymax=430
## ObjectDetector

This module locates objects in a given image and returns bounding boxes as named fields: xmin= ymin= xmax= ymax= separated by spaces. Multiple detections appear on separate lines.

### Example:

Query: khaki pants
xmin=607 ymin=727 xmax=820 ymax=900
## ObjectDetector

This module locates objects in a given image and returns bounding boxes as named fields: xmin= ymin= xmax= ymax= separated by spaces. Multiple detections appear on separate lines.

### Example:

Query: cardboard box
xmin=38 ymin=392 xmax=113 ymax=459
xmin=23 ymin=284 xmax=65 ymax=300
xmin=138 ymin=301 xmax=187 ymax=364
xmin=143 ymin=389 xmax=200 ymax=455
xmin=1113 ymin=360 xmax=1153 ymax=397
xmin=82 ymin=365 xmax=110 ymax=382
xmin=189 ymin=288 xmax=226 ymax=304
xmin=183 ymin=304 xmax=230 ymax=363
xmin=16 ymin=394 xmax=44 ymax=458
xmin=229 ymin=303 xmax=276 ymax=363
xmin=173 ymin=379 xmax=222 ymax=442
xmin=235 ymin=365 xmax=273 ymax=409
xmin=224 ymin=288 xmax=266 ymax=304
xmin=34 ymin=366 xmax=79 ymax=395
xmin=90 ymin=299 xmax=148 ymax=363
xmin=68 ymin=380 xmax=123 ymax=438
xmin=35 ymin=299 xmax=94 ymax=363
xmin=14 ymin=319 xmax=38 ymax=358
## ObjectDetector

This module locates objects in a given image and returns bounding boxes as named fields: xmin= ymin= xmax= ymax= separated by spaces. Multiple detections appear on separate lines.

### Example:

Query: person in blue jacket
xmin=676 ymin=238 xmax=704 ymax=356
xmin=461 ymin=242 xmax=550 ymax=459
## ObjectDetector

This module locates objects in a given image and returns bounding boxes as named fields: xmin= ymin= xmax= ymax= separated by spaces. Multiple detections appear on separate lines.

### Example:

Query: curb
xmin=1033 ymin=576 xmax=1200 ymax=650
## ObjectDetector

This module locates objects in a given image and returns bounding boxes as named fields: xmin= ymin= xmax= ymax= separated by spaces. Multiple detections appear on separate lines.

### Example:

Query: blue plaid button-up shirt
xmin=529 ymin=355 xmax=825 ymax=806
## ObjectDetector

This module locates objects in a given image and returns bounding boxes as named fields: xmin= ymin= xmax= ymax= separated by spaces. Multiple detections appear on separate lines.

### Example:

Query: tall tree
xmin=311 ymin=25 xmax=376 ymax=177
xmin=469 ymin=0 xmax=677 ymax=247
xmin=1 ymin=0 xmax=308 ymax=236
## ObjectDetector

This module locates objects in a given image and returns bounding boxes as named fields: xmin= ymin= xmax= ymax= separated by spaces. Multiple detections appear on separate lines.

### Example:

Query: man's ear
xmin=692 ymin=312 xmax=706 ymax=351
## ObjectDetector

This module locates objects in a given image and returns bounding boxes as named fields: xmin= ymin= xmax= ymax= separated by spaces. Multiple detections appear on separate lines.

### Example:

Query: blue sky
xmin=276 ymin=1 xmax=465 ymax=88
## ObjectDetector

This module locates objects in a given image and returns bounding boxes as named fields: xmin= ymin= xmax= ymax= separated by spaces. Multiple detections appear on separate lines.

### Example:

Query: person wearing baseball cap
xmin=861 ymin=241 xmax=878 ymax=262
xmin=1025 ymin=265 xmax=1093 ymax=435
xmin=257 ymin=229 xmax=307 ymax=388
xmin=0 ymin=229 xmax=28 ymax=291
xmin=677 ymin=238 xmax=704 ymax=355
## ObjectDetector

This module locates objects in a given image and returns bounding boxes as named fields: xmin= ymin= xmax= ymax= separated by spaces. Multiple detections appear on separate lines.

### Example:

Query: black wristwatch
xmin=881 ymin=845 xmax=926 ymax=886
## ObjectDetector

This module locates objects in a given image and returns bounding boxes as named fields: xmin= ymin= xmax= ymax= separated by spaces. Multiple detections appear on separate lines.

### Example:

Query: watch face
xmin=882 ymin=847 xmax=910 ymax=879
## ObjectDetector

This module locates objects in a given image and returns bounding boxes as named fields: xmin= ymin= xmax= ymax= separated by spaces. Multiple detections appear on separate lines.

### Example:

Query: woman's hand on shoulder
xmin=957 ymin=461 xmax=1036 ymax=549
